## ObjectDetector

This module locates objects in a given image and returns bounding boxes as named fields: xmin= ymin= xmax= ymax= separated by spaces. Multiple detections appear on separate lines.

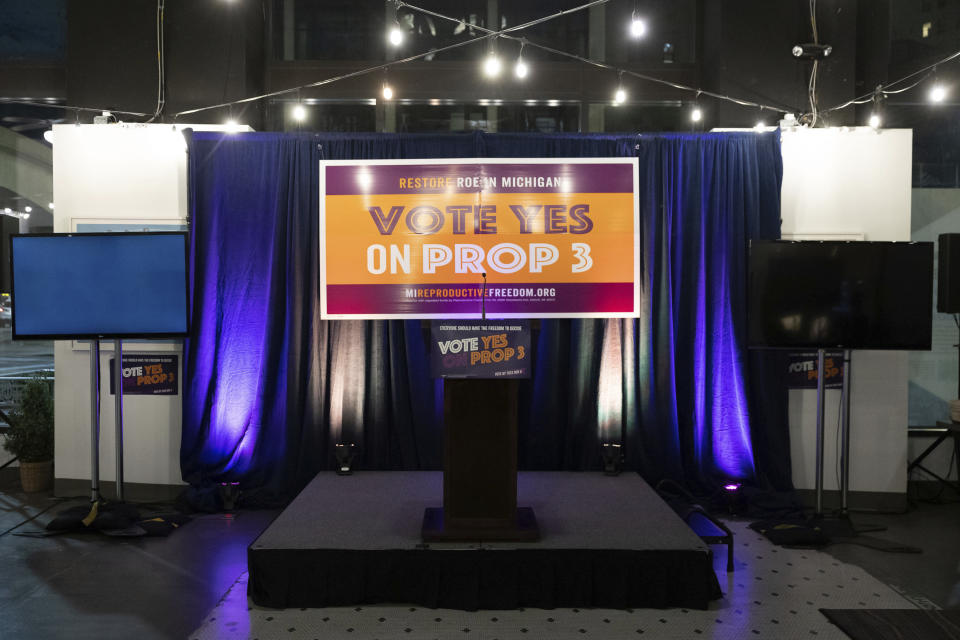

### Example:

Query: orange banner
xmin=320 ymin=159 xmax=639 ymax=319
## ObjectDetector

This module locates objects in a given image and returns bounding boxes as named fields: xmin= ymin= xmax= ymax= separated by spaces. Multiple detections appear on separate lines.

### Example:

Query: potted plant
xmin=2 ymin=376 xmax=54 ymax=492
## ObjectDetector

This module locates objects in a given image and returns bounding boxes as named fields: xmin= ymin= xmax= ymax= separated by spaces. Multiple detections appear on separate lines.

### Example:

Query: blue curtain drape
xmin=182 ymin=131 xmax=785 ymax=505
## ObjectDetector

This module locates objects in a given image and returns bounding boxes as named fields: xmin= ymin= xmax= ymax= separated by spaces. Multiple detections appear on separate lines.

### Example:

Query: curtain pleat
xmin=182 ymin=131 xmax=786 ymax=505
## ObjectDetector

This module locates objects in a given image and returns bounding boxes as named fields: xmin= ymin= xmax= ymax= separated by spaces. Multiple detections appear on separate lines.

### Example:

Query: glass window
xmin=0 ymin=0 xmax=66 ymax=61
xmin=396 ymin=102 xmax=581 ymax=134
xmin=268 ymin=101 xmax=377 ymax=132
xmin=500 ymin=0 xmax=589 ymax=61
xmin=603 ymin=104 xmax=685 ymax=132
xmin=497 ymin=104 xmax=581 ymax=133
xmin=398 ymin=104 xmax=492 ymax=132
xmin=272 ymin=0 xmax=386 ymax=61
xmin=395 ymin=1 xmax=490 ymax=62
xmin=0 ymin=122 xmax=55 ymax=433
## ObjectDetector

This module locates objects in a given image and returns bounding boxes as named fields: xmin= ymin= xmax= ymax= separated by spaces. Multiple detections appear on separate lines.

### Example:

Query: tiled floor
xmin=188 ymin=519 xmax=916 ymax=640
xmin=2 ymin=470 xmax=958 ymax=640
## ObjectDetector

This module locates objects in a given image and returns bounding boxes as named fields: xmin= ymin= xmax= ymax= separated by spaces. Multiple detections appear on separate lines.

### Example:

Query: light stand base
xmin=809 ymin=512 xmax=886 ymax=538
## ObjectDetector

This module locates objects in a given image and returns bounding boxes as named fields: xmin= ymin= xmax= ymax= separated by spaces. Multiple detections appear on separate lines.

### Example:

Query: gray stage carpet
xmin=248 ymin=471 xmax=721 ymax=610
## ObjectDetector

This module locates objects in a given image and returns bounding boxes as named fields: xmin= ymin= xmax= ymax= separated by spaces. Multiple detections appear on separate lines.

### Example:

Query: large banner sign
xmin=430 ymin=320 xmax=531 ymax=379
xmin=319 ymin=158 xmax=639 ymax=319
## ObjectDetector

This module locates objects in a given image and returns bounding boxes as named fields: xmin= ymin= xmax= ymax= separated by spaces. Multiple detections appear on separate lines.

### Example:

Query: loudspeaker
xmin=938 ymin=234 xmax=960 ymax=313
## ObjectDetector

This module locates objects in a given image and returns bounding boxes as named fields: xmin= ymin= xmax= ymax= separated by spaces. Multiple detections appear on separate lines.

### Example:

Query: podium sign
xmin=430 ymin=321 xmax=531 ymax=379
xmin=423 ymin=322 xmax=540 ymax=541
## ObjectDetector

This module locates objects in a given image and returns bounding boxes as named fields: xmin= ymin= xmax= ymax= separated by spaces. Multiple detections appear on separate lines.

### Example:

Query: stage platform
xmin=248 ymin=472 xmax=722 ymax=611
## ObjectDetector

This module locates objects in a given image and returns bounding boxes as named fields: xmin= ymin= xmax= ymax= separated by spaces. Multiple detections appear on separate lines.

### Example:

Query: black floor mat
xmin=822 ymin=609 xmax=960 ymax=640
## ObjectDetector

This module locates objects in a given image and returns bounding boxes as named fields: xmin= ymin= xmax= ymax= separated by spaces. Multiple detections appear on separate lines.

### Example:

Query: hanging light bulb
xmin=868 ymin=112 xmax=881 ymax=129
xmin=388 ymin=23 xmax=403 ymax=46
xmin=483 ymin=51 xmax=502 ymax=78
xmin=754 ymin=121 xmax=766 ymax=132
xmin=514 ymin=40 xmax=529 ymax=79
xmin=929 ymin=83 xmax=947 ymax=103
xmin=224 ymin=118 xmax=242 ymax=133
xmin=691 ymin=107 xmax=703 ymax=122
xmin=630 ymin=14 xmax=646 ymax=38
xmin=382 ymin=84 xmax=394 ymax=100
xmin=292 ymin=104 xmax=306 ymax=122
xmin=612 ymin=70 xmax=627 ymax=105
xmin=515 ymin=57 xmax=528 ymax=79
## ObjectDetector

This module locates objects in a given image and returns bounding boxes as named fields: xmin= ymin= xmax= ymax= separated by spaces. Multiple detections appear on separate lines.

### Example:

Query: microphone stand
xmin=481 ymin=272 xmax=487 ymax=321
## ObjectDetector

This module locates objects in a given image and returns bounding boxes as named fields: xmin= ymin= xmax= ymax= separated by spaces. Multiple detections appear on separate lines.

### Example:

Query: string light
xmin=224 ymin=118 xmax=242 ymax=133
xmin=691 ymin=106 xmax=702 ymax=122
xmin=26 ymin=0 xmax=944 ymax=128
xmin=754 ymin=121 xmax=765 ymax=132
xmin=483 ymin=39 xmax=502 ymax=78
xmin=388 ymin=24 xmax=403 ymax=47
xmin=869 ymin=85 xmax=884 ymax=130
xmin=170 ymin=0 xmax=796 ymax=121
xmin=24 ymin=206 xmax=32 ymax=213
xmin=386 ymin=0 xmax=404 ymax=46
xmin=613 ymin=71 xmax=626 ymax=105
xmin=629 ymin=0 xmax=646 ymax=38
xmin=929 ymin=83 xmax=947 ymax=103
xmin=514 ymin=41 xmax=529 ymax=79
xmin=629 ymin=4 xmax=646 ymax=38
xmin=291 ymin=103 xmax=306 ymax=122
xmin=382 ymin=84 xmax=394 ymax=100
xmin=515 ymin=58 xmax=528 ymax=79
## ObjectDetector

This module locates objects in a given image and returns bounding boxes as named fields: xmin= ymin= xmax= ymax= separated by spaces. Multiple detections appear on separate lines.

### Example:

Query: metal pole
xmin=840 ymin=350 xmax=852 ymax=515
xmin=815 ymin=348 xmax=826 ymax=516
xmin=89 ymin=339 xmax=101 ymax=503
xmin=114 ymin=339 xmax=125 ymax=502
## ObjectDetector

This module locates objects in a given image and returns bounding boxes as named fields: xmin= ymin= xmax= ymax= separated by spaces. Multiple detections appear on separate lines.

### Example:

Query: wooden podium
xmin=421 ymin=378 xmax=540 ymax=541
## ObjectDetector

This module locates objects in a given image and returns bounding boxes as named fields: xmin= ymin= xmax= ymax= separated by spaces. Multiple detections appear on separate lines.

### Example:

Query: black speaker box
xmin=938 ymin=234 xmax=960 ymax=313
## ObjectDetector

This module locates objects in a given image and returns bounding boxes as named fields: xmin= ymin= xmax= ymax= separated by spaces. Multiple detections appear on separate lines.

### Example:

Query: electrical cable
xmin=0 ymin=99 xmax=150 ymax=118
xmin=175 ymin=0 xmax=798 ymax=119
xmin=400 ymin=0 xmax=797 ymax=112
xmin=146 ymin=0 xmax=166 ymax=122
xmin=9 ymin=0 xmax=958 ymax=126
xmin=0 ymin=496 xmax=86 ymax=538
xmin=805 ymin=0 xmax=820 ymax=127
xmin=823 ymin=48 xmax=960 ymax=115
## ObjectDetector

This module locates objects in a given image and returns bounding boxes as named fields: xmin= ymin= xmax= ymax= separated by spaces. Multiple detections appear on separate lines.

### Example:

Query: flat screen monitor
xmin=10 ymin=232 xmax=189 ymax=340
xmin=748 ymin=240 xmax=933 ymax=350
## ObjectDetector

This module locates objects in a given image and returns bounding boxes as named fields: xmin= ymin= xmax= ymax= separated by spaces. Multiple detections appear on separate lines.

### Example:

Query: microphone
xmin=481 ymin=272 xmax=487 ymax=321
